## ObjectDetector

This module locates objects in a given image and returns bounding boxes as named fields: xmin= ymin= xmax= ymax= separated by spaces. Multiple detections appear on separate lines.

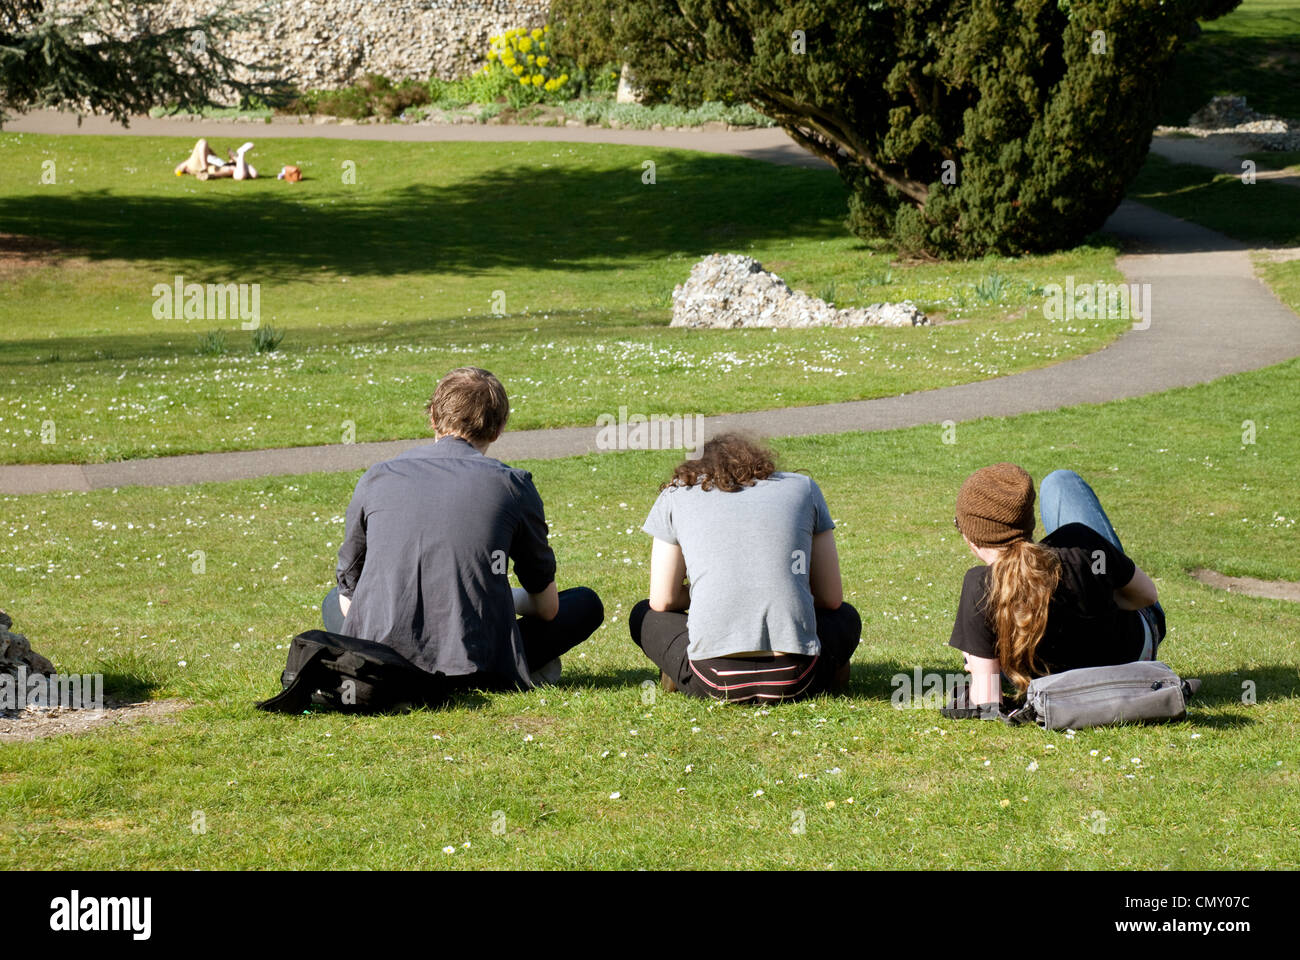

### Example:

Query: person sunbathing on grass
xmin=629 ymin=433 xmax=861 ymax=703
xmin=322 ymin=366 xmax=604 ymax=691
xmin=173 ymin=138 xmax=258 ymax=180
xmin=948 ymin=464 xmax=1165 ymax=708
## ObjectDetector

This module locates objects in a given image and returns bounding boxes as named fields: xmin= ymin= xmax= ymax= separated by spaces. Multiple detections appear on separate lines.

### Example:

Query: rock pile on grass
xmin=0 ymin=611 xmax=56 ymax=691
xmin=1157 ymin=95 xmax=1300 ymax=151
xmin=671 ymin=254 xmax=928 ymax=329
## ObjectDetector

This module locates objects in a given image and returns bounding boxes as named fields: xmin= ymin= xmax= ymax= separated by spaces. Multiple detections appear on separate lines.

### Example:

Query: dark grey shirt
xmin=336 ymin=436 xmax=556 ymax=686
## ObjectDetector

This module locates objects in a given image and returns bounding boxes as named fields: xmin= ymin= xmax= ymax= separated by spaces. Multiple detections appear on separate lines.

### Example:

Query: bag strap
xmin=255 ymin=643 xmax=331 ymax=713
xmin=941 ymin=683 xmax=1011 ymax=721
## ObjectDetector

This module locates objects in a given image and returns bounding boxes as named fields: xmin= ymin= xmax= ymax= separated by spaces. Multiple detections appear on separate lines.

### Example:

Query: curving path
xmin=2 ymin=114 xmax=1298 ymax=494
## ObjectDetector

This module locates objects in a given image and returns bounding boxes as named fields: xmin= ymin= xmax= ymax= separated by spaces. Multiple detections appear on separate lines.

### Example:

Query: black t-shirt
xmin=948 ymin=523 xmax=1145 ymax=675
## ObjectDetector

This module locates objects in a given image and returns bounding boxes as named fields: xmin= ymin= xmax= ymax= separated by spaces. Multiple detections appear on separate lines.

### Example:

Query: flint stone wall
xmin=65 ymin=0 xmax=550 ymax=88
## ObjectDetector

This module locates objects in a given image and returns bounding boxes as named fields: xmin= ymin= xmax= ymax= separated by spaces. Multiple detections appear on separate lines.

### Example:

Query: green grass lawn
xmin=1160 ymin=0 xmax=1300 ymax=124
xmin=0 ymin=134 xmax=1127 ymax=464
xmin=1 ymin=355 xmax=1297 ymax=869
xmin=4 ymin=53 xmax=1300 ymax=870
xmin=1242 ymin=150 xmax=1300 ymax=174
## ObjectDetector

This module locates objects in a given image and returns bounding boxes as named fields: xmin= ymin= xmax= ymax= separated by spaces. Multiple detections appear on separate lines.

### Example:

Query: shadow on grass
xmin=0 ymin=153 xmax=847 ymax=283
xmin=1129 ymin=155 xmax=1300 ymax=249
xmin=553 ymin=667 xmax=658 ymax=693
xmin=1159 ymin=30 xmax=1300 ymax=127
xmin=98 ymin=669 xmax=162 ymax=704
xmin=1188 ymin=665 xmax=1299 ymax=708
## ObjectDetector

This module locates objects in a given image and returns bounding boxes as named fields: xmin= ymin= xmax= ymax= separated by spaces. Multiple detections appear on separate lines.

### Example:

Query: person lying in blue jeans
xmin=947 ymin=464 xmax=1166 ymax=706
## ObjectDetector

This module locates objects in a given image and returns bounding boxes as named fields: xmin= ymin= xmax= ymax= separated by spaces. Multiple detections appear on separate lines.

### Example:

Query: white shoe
xmin=530 ymin=658 xmax=562 ymax=686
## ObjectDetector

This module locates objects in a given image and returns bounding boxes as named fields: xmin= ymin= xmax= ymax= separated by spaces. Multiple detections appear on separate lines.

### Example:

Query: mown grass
xmin=1242 ymin=150 xmax=1300 ymax=174
xmin=1160 ymin=0 xmax=1300 ymax=124
xmin=1 ymin=355 xmax=1296 ymax=869
xmin=0 ymin=134 xmax=1128 ymax=464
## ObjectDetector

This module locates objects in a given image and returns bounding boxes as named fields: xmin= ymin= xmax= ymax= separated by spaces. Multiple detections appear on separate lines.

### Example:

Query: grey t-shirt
xmin=642 ymin=472 xmax=835 ymax=660
xmin=335 ymin=436 xmax=556 ymax=686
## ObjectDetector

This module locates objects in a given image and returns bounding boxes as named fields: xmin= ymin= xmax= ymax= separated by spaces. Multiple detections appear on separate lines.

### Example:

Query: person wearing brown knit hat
xmin=946 ymin=466 xmax=1165 ymax=709
xmin=954 ymin=462 xmax=1037 ymax=549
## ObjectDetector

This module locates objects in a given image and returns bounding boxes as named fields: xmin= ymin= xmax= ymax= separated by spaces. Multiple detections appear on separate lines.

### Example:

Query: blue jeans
xmin=322 ymin=586 xmax=346 ymax=634
xmin=1038 ymin=470 xmax=1165 ymax=657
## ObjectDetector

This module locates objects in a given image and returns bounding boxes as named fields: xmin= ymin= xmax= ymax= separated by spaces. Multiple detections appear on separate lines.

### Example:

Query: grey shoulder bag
xmin=1002 ymin=661 xmax=1201 ymax=730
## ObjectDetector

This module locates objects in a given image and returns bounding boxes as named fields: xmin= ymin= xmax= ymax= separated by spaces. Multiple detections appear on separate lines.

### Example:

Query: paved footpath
xmin=2 ymin=114 xmax=1298 ymax=494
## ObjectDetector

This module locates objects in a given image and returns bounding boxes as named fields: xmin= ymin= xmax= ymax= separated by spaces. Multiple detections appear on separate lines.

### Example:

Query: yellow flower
xmin=519 ymin=77 xmax=530 ymax=86
xmin=518 ymin=37 xmax=532 ymax=52
xmin=538 ymin=40 xmax=546 ymax=50
xmin=526 ymin=54 xmax=535 ymax=64
xmin=486 ymin=50 xmax=497 ymax=61
xmin=531 ymin=28 xmax=543 ymax=39
xmin=543 ymin=24 xmax=550 ymax=32
xmin=531 ymin=74 xmax=544 ymax=86
xmin=512 ymin=64 xmax=524 ymax=76
xmin=560 ymin=73 xmax=569 ymax=82
xmin=536 ymin=55 xmax=549 ymax=67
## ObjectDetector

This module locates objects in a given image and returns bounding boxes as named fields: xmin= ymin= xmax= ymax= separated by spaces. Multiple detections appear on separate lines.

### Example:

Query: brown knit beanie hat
xmin=955 ymin=463 xmax=1037 ymax=547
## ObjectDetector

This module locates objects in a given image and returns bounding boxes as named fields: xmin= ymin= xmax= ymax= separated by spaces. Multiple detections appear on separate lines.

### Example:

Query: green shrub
xmin=973 ymin=272 xmax=1008 ymax=304
xmin=283 ymin=74 xmax=430 ymax=119
xmin=549 ymin=0 xmax=619 ymax=69
xmin=196 ymin=329 xmax=227 ymax=355
xmin=483 ymin=26 xmax=573 ymax=106
xmin=250 ymin=326 xmax=284 ymax=353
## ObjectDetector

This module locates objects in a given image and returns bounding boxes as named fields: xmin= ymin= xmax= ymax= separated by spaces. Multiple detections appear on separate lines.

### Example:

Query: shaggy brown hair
xmin=425 ymin=367 xmax=510 ymax=444
xmin=663 ymin=432 xmax=777 ymax=492
xmin=984 ymin=538 xmax=1063 ymax=694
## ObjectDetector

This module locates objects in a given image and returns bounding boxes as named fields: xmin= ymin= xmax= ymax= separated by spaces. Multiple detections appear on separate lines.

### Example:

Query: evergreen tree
xmin=575 ymin=0 xmax=1243 ymax=257
xmin=1 ymin=1 xmax=273 ymax=124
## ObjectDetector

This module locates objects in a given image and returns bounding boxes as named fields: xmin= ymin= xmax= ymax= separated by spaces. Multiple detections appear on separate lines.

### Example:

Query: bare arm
xmin=964 ymin=652 xmax=1002 ymax=706
xmin=808 ymin=529 xmax=844 ymax=610
xmin=648 ymin=538 xmax=691 ymax=612
xmin=1114 ymin=566 xmax=1158 ymax=611
xmin=513 ymin=582 xmax=559 ymax=622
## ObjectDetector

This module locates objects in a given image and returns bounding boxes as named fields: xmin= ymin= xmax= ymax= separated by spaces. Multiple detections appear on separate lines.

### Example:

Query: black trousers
xmin=321 ymin=586 xmax=604 ymax=673
xmin=628 ymin=599 xmax=861 ymax=703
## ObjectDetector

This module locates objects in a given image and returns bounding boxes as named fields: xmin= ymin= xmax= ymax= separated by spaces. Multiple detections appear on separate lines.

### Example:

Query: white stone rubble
xmin=671 ymin=254 xmax=927 ymax=329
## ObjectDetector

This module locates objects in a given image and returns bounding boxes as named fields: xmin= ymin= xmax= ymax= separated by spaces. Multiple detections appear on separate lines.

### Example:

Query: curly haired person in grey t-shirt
xmin=629 ymin=433 xmax=861 ymax=704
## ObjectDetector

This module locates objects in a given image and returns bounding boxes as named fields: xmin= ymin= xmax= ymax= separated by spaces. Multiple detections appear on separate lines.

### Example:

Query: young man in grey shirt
xmin=321 ymin=367 xmax=603 ymax=690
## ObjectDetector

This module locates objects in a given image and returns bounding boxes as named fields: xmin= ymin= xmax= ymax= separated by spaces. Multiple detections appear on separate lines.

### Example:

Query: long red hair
xmin=985 ymin=539 xmax=1061 ymax=693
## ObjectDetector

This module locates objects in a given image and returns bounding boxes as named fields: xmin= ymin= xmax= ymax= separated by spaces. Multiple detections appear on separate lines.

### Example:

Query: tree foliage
xmin=576 ymin=0 xmax=1243 ymax=257
xmin=0 ymin=0 xmax=274 ymax=124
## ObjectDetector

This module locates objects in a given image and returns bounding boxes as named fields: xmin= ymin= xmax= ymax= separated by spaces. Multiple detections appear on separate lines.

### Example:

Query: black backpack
xmin=256 ymin=630 xmax=450 ymax=714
